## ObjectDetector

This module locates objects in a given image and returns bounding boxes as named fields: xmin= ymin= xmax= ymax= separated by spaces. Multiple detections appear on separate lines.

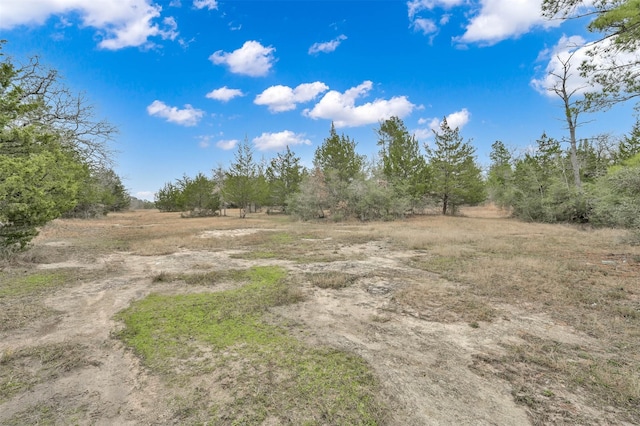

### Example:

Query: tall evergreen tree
xmin=181 ymin=172 xmax=219 ymax=217
xmin=376 ymin=116 xmax=429 ymax=208
xmin=616 ymin=117 xmax=640 ymax=162
xmin=313 ymin=123 xmax=365 ymax=183
xmin=266 ymin=146 xmax=305 ymax=211
xmin=224 ymin=138 xmax=258 ymax=217
xmin=486 ymin=140 xmax=514 ymax=208
xmin=425 ymin=118 xmax=485 ymax=215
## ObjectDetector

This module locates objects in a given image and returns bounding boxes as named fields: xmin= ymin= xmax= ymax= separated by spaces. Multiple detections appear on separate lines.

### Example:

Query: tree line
xmin=156 ymin=117 xmax=486 ymax=220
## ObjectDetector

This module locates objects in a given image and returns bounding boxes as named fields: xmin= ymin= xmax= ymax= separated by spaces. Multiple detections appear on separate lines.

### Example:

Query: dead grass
xmin=0 ymin=343 xmax=93 ymax=403
xmin=0 ymin=269 xmax=95 ymax=332
xmin=379 ymin=212 xmax=640 ymax=423
xmin=307 ymin=271 xmax=359 ymax=289
xmin=4 ymin=206 xmax=638 ymax=424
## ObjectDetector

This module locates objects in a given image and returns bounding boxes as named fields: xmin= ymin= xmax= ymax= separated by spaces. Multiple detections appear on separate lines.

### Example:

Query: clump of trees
xmin=486 ymin=124 xmax=640 ymax=230
xmin=286 ymin=118 xmax=485 ymax=220
xmin=1 ymin=44 xmax=127 ymax=256
xmin=158 ymin=117 xmax=486 ymax=222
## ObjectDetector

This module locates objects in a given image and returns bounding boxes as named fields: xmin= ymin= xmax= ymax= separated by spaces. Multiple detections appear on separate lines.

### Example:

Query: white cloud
xmin=0 ymin=0 xmax=180 ymax=50
xmin=531 ymin=34 xmax=640 ymax=99
xmin=193 ymin=0 xmax=217 ymax=10
xmin=407 ymin=0 xmax=463 ymax=37
xmin=412 ymin=127 xmax=434 ymax=141
xmin=252 ymin=130 xmax=312 ymax=151
xmin=216 ymin=139 xmax=239 ymax=150
xmin=457 ymin=0 xmax=560 ymax=45
xmin=308 ymin=34 xmax=347 ymax=54
xmin=147 ymin=100 xmax=205 ymax=126
xmin=407 ymin=0 xmax=464 ymax=20
xmin=206 ymin=86 xmax=245 ymax=102
xmin=416 ymin=108 xmax=471 ymax=139
xmin=196 ymin=135 xmax=213 ymax=148
xmin=531 ymin=35 xmax=591 ymax=98
xmin=209 ymin=41 xmax=276 ymax=77
xmin=303 ymin=81 xmax=415 ymax=128
xmin=411 ymin=18 xmax=438 ymax=35
xmin=444 ymin=108 xmax=471 ymax=130
xmin=254 ymin=82 xmax=329 ymax=113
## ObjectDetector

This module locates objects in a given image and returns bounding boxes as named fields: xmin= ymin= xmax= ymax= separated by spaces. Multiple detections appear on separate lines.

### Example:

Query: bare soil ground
xmin=1 ymin=206 xmax=638 ymax=425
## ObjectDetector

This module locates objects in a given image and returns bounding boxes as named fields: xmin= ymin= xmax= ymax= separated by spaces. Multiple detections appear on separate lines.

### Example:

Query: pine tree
xmin=224 ymin=138 xmax=258 ymax=217
xmin=425 ymin=118 xmax=485 ymax=215
xmin=486 ymin=140 xmax=514 ymax=208
xmin=616 ymin=118 xmax=640 ymax=162
xmin=313 ymin=123 xmax=365 ymax=183
xmin=376 ymin=116 xmax=429 ymax=209
xmin=266 ymin=146 xmax=305 ymax=212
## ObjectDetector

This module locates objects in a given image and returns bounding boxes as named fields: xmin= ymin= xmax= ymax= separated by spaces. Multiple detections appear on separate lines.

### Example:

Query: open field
xmin=1 ymin=206 xmax=639 ymax=425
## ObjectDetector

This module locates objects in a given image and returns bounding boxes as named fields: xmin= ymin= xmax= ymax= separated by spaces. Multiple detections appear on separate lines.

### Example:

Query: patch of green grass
xmin=0 ymin=343 xmax=92 ymax=402
xmin=0 ymin=271 xmax=70 ymax=299
xmin=268 ymin=232 xmax=295 ymax=244
xmin=115 ymin=266 xmax=386 ymax=424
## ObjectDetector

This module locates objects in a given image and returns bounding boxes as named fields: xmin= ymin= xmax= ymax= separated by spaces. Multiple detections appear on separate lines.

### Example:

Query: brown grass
xmin=307 ymin=271 xmax=359 ymax=289
xmin=6 ymin=205 xmax=639 ymax=424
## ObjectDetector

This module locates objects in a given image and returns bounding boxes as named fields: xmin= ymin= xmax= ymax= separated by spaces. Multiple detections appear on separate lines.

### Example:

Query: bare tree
xmin=548 ymin=49 xmax=589 ymax=190
xmin=10 ymin=55 xmax=117 ymax=168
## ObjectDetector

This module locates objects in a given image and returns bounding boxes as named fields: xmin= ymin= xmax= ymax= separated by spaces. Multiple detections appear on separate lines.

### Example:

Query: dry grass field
xmin=0 ymin=205 xmax=638 ymax=425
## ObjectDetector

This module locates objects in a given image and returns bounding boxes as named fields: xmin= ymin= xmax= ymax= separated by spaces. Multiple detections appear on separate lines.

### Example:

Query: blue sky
xmin=1 ymin=0 xmax=636 ymax=201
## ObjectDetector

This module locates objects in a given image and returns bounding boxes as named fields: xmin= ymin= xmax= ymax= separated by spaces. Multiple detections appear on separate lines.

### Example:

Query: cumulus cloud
xmin=206 ymin=86 xmax=245 ymax=102
xmin=147 ymin=100 xmax=205 ymax=126
xmin=193 ymin=0 xmax=217 ymax=10
xmin=303 ymin=81 xmax=415 ymax=128
xmin=254 ymin=82 xmax=329 ymax=113
xmin=210 ymin=41 xmax=276 ymax=77
xmin=443 ymin=108 xmax=471 ymax=130
xmin=531 ymin=35 xmax=591 ymax=97
xmin=416 ymin=108 xmax=471 ymax=139
xmin=216 ymin=139 xmax=239 ymax=150
xmin=252 ymin=131 xmax=312 ymax=151
xmin=0 ymin=0 xmax=180 ymax=50
xmin=308 ymin=34 xmax=347 ymax=55
xmin=457 ymin=0 xmax=560 ymax=45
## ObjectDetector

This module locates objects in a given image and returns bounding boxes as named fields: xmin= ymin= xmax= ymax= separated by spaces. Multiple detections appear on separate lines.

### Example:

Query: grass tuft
xmin=307 ymin=271 xmax=358 ymax=289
